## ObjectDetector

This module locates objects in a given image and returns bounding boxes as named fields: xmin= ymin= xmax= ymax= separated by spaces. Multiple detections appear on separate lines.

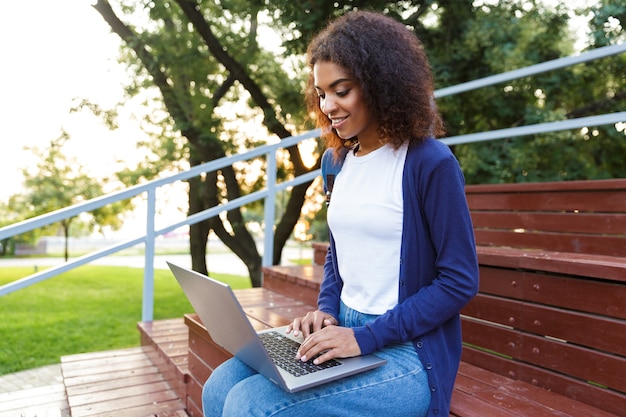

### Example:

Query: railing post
xmin=263 ymin=149 xmax=277 ymax=269
xmin=142 ymin=187 xmax=156 ymax=322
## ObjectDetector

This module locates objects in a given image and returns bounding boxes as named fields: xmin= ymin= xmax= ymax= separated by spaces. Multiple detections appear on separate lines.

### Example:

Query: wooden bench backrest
xmin=462 ymin=179 xmax=626 ymax=416
xmin=465 ymin=179 xmax=626 ymax=257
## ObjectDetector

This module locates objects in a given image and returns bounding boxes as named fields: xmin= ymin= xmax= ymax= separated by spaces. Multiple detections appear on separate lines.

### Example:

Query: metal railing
xmin=1 ymin=42 xmax=624 ymax=321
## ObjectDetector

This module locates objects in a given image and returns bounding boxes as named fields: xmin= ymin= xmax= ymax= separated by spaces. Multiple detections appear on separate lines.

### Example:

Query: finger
xmin=312 ymin=314 xmax=326 ymax=333
xmin=300 ymin=313 xmax=317 ymax=339
xmin=323 ymin=316 xmax=338 ymax=327
xmin=297 ymin=331 xmax=335 ymax=362
xmin=288 ymin=318 xmax=302 ymax=336
xmin=312 ymin=348 xmax=339 ymax=365
xmin=312 ymin=313 xmax=336 ymax=333
xmin=296 ymin=335 xmax=324 ymax=362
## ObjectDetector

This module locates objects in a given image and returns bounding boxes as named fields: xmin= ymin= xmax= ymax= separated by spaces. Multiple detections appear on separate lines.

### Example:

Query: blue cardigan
xmin=318 ymin=138 xmax=479 ymax=416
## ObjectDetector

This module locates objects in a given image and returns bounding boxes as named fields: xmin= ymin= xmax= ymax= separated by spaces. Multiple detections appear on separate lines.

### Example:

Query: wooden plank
xmin=474 ymin=229 xmax=626 ymax=257
xmin=465 ymin=178 xmax=626 ymax=194
xmin=479 ymin=264 xmax=626 ymax=309
xmin=61 ymin=353 xmax=156 ymax=379
xmin=242 ymin=305 xmax=313 ymax=328
xmin=68 ymin=381 xmax=174 ymax=407
xmin=231 ymin=287 xmax=304 ymax=307
xmin=185 ymin=363 xmax=205 ymax=417
xmin=461 ymin=319 xmax=520 ymax=359
xmin=517 ymin=303 xmax=626 ymax=356
xmin=463 ymin=294 xmax=626 ymax=355
xmin=471 ymin=211 xmax=626 ymax=234
xmin=187 ymin=349 xmax=213 ymax=388
xmin=516 ymin=271 xmax=626 ymax=318
xmin=460 ymin=348 xmax=626 ymax=416
xmin=64 ymin=372 xmax=166 ymax=396
xmin=461 ymin=317 xmax=626 ymax=393
xmin=517 ymin=332 xmax=626 ymax=393
xmin=467 ymin=189 xmax=626 ymax=212
xmin=186 ymin=315 xmax=232 ymax=371
xmin=456 ymin=363 xmax=620 ymax=417
xmin=60 ymin=346 xmax=149 ymax=363
xmin=71 ymin=396 xmax=183 ymax=417
xmin=450 ymin=389 xmax=522 ymax=417
xmin=185 ymin=378 xmax=204 ymax=417
xmin=477 ymin=247 xmax=626 ymax=282
xmin=63 ymin=364 xmax=161 ymax=388
xmin=61 ymin=347 xmax=186 ymax=417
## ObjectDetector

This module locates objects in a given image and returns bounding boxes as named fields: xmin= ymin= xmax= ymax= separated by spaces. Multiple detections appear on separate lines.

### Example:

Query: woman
xmin=203 ymin=11 xmax=479 ymax=417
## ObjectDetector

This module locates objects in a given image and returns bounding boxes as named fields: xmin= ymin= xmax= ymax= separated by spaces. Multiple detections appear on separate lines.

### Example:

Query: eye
xmin=336 ymin=89 xmax=350 ymax=97
xmin=317 ymin=93 xmax=326 ymax=99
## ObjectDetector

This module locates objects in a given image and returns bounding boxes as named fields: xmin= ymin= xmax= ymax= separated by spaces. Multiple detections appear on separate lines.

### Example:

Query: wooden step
xmin=261 ymin=242 xmax=327 ymax=305
xmin=137 ymin=318 xmax=189 ymax=402
xmin=262 ymin=264 xmax=323 ymax=306
xmin=61 ymin=346 xmax=188 ymax=417
xmin=311 ymin=242 xmax=329 ymax=266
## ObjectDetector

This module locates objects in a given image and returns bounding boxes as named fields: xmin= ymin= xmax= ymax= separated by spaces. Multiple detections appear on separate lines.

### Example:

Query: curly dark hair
xmin=306 ymin=11 xmax=445 ymax=155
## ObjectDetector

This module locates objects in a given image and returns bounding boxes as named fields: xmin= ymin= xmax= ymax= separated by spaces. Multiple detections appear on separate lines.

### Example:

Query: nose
xmin=321 ymin=95 xmax=338 ymax=115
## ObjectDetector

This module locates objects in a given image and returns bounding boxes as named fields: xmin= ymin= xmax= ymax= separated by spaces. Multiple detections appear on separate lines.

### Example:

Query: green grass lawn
xmin=0 ymin=265 xmax=251 ymax=375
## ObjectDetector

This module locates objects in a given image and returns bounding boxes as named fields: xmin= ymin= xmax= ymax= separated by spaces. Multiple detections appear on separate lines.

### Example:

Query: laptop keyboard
xmin=259 ymin=331 xmax=342 ymax=377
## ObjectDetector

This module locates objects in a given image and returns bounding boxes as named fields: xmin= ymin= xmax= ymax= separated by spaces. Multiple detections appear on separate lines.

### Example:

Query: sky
xmin=0 ymin=0 xmax=145 ymax=203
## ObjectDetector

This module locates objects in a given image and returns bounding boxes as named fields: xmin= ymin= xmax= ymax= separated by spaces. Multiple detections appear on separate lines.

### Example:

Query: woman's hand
xmin=296 ymin=325 xmax=361 ymax=365
xmin=286 ymin=310 xmax=337 ymax=339
xmin=286 ymin=310 xmax=361 ymax=364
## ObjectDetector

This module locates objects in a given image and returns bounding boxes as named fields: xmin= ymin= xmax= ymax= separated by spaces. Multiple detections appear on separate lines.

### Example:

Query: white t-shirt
xmin=327 ymin=143 xmax=408 ymax=315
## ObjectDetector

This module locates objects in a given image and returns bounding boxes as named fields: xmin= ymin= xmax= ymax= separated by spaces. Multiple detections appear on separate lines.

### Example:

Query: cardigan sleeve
xmin=316 ymin=234 xmax=343 ymax=320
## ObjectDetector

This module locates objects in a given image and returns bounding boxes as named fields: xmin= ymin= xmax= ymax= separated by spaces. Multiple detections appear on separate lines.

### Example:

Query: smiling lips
xmin=331 ymin=116 xmax=348 ymax=129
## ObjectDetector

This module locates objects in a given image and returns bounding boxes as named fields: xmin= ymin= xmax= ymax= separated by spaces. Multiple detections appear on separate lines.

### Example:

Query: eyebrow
xmin=314 ymin=78 xmax=353 ymax=90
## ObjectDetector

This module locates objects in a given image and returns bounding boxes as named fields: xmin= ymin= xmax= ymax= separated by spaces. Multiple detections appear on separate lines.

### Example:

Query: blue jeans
xmin=202 ymin=302 xmax=431 ymax=416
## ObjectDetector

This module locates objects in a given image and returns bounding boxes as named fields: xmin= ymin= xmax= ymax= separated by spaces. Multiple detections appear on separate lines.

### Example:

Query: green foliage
xmin=0 ymin=265 xmax=250 ymax=374
xmin=431 ymin=0 xmax=626 ymax=184
xmin=14 ymin=133 xmax=134 ymax=259
xmin=95 ymin=1 xmax=625 ymax=223
xmin=0 ymin=202 xmax=19 ymax=255
xmin=106 ymin=0 xmax=307 ymax=188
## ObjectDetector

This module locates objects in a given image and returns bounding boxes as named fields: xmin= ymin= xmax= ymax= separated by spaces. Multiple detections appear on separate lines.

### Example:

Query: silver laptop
xmin=167 ymin=262 xmax=386 ymax=393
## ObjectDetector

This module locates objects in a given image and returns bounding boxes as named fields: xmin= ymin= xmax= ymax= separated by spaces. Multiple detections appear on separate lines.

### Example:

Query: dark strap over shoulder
xmin=321 ymin=148 xmax=348 ymax=205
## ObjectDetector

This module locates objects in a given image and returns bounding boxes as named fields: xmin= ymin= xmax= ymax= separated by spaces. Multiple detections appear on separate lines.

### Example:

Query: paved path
xmin=0 ymin=364 xmax=63 ymax=393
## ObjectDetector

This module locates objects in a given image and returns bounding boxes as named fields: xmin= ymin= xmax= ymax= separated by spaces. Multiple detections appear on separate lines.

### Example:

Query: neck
xmin=355 ymin=141 xmax=384 ymax=156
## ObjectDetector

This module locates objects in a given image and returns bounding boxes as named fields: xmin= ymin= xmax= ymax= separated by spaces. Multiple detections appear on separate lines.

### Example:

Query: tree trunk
xmin=93 ymin=0 xmax=314 ymax=287
xmin=272 ymin=181 xmax=313 ymax=265
xmin=188 ymin=169 xmax=210 ymax=275
xmin=62 ymin=220 xmax=70 ymax=262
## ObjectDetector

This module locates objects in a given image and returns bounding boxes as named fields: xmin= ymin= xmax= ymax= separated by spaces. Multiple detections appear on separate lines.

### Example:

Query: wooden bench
xmin=454 ymin=178 xmax=626 ymax=417
xmin=181 ymin=178 xmax=626 ymax=417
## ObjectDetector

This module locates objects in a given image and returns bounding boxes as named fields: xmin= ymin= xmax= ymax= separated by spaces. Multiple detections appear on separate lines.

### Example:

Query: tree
xmin=429 ymin=0 xmax=626 ymax=183
xmin=19 ymin=132 xmax=131 ymax=261
xmin=89 ymin=0 xmax=625 ymax=286
xmin=93 ymin=0 xmax=317 ymax=287
xmin=0 ymin=201 xmax=19 ymax=256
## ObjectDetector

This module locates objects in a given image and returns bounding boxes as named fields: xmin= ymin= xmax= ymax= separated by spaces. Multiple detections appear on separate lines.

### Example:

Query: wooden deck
xmin=60 ymin=343 xmax=188 ymax=417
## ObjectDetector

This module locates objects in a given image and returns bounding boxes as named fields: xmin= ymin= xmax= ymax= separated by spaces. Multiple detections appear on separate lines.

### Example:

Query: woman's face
xmin=313 ymin=61 xmax=378 ymax=143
